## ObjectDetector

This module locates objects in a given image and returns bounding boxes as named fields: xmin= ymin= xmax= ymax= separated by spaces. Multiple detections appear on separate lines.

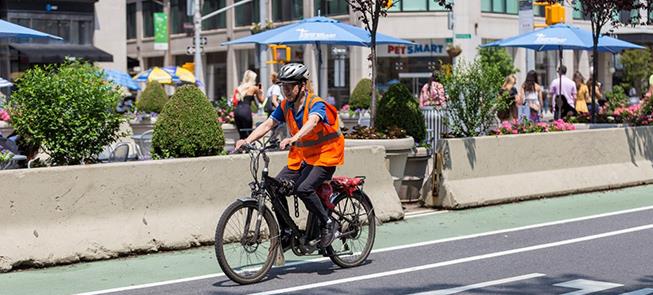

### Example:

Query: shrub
xmin=604 ymin=85 xmax=629 ymax=113
xmin=374 ymin=83 xmax=426 ymax=143
xmin=8 ymin=61 xmax=125 ymax=165
xmin=620 ymin=48 xmax=653 ymax=94
xmin=152 ymin=85 xmax=224 ymax=158
xmin=349 ymin=78 xmax=373 ymax=110
xmin=137 ymin=80 xmax=168 ymax=114
xmin=440 ymin=60 xmax=504 ymax=137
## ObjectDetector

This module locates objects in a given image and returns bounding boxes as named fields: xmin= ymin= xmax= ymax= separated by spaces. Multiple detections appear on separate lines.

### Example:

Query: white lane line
xmin=77 ymin=205 xmax=653 ymax=295
xmin=374 ymin=205 xmax=653 ymax=255
xmin=250 ymin=224 xmax=653 ymax=295
xmin=409 ymin=273 xmax=546 ymax=295
xmin=555 ymin=279 xmax=624 ymax=295
xmin=405 ymin=210 xmax=449 ymax=219
xmin=621 ymin=288 xmax=653 ymax=295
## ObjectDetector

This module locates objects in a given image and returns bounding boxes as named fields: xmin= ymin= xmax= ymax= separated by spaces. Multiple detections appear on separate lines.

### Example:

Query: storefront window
xmin=127 ymin=3 xmax=137 ymax=39
xmin=388 ymin=0 xmax=447 ymax=12
xmin=314 ymin=0 xmax=348 ymax=16
xmin=235 ymin=1 xmax=260 ymax=27
xmin=202 ymin=0 xmax=227 ymax=30
xmin=481 ymin=0 xmax=519 ymax=15
xmin=143 ymin=0 xmax=163 ymax=38
xmin=273 ymin=0 xmax=303 ymax=21
xmin=171 ymin=0 xmax=191 ymax=34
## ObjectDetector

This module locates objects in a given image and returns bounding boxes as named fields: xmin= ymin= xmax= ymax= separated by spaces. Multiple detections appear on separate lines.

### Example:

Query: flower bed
xmin=491 ymin=119 xmax=576 ymax=136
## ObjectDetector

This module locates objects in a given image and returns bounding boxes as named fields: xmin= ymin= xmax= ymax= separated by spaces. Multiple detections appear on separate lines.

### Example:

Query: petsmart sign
xmin=378 ymin=39 xmax=447 ymax=57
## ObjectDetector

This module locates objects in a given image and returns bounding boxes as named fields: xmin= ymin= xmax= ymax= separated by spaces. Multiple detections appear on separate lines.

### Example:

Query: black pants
xmin=274 ymin=164 xmax=336 ymax=230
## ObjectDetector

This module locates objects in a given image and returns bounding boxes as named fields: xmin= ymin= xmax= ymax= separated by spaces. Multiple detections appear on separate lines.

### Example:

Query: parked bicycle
xmin=214 ymin=130 xmax=376 ymax=284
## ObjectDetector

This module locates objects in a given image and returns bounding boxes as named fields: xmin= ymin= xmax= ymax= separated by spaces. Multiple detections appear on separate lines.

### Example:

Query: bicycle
xmin=214 ymin=131 xmax=376 ymax=285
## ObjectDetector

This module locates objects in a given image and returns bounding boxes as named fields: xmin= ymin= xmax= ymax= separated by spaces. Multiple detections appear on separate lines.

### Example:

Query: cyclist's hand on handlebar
xmin=234 ymin=139 xmax=250 ymax=153
xmin=279 ymin=137 xmax=297 ymax=150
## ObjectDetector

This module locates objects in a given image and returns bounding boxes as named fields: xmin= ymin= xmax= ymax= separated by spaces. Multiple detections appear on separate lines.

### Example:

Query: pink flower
xmin=341 ymin=104 xmax=350 ymax=112
xmin=501 ymin=121 xmax=512 ymax=129
xmin=511 ymin=129 xmax=518 ymax=134
xmin=0 ymin=109 xmax=9 ymax=122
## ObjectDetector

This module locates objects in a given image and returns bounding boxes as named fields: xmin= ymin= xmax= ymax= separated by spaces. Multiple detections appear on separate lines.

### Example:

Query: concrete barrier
xmin=423 ymin=126 xmax=653 ymax=209
xmin=0 ymin=146 xmax=402 ymax=272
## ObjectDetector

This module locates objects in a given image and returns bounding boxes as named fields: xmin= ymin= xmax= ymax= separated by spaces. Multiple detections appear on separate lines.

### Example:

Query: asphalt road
xmin=3 ymin=184 xmax=653 ymax=295
xmin=108 ymin=206 xmax=653 ymax=295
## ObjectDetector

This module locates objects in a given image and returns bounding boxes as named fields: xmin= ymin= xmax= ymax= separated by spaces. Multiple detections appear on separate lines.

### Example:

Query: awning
xmin=10 ymin=43 xmax=113 ymax=63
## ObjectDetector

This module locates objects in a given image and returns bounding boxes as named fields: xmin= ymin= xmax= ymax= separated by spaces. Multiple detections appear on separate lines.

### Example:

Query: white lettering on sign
xmin=378 ymin=40 xmax=447 ymax=57
xmin=534 ymin=33 xmax=566 ymax=44
xmin=296 ymin=29 xmax=336 ymax=40
xmin=555 ymin=279 xmax=624 ymax=295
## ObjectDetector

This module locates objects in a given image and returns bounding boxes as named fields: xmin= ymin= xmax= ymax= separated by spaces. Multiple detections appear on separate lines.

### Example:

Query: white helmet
xmin=278 ymin=63 xmax=310 ymax=83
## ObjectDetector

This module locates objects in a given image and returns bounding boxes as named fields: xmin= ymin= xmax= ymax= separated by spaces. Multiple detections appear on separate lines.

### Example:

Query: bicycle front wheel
xmin=329 ymin=191 xmax=376 ymax=268
xmin=215 ymin=200 xmax=279 ymax=284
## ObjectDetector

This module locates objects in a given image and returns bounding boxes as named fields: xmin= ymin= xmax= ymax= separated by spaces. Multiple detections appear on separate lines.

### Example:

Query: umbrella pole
xmin=315 ymin=42 xmax=323 ymax=97
xmin=558 ymin=47 xmax=563 ymax=120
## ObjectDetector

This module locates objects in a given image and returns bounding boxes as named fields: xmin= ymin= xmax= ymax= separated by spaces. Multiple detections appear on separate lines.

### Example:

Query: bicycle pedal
xmin=308 ymin=238 xmax=320 ymax=247
xmin=274 ymin=247 xmax=285 ymax=266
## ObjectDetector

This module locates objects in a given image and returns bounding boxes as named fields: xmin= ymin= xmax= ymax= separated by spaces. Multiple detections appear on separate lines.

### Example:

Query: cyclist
xmin=235 ymin=62 xmax=344 ymax=248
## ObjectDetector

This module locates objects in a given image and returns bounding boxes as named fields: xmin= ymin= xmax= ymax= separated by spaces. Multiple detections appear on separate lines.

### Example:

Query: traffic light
xmin=533 ymin=1 xmax=565 ymax=27
xmin=385 ymin=0 xmax=393 ymax=9
xmin=545 ymin=3 xmax=565 ymax=25
xmin=268 ymin=45 xmax=291 ymax=64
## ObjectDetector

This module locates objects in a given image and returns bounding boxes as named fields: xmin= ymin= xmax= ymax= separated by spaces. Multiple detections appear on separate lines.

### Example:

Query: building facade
xmin=0 ymin=0 xmax=116 ymax=80
xmin=126 ymin=0 xmax=653 ymax=105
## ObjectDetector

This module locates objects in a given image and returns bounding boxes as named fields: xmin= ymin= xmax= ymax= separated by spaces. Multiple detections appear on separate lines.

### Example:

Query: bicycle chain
xmin=293 ymin=195 xmax=299 ymax=218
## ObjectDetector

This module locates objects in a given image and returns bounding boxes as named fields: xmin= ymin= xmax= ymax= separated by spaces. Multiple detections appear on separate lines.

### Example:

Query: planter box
xmin=221 ymin=123 xmax=239 ymax=151
xmin=129 ymin=119 xmax=156 ymax=136
xmin=399 ymin=147 xmax=431 ymax=203
xmin=0 ymin=121 xmax=13 ymax=137
xmin=572 ymin=123 xmax=626 ymax=130
xmin=345 ymin=137 xmax=415 ymax=194
xmin=423 ymin=127 xmax=653 ymax=209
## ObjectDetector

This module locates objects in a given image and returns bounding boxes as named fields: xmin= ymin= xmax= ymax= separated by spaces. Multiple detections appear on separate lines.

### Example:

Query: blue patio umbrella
xmin=223 ymin=16 xmax=413 ymax=96
xmin=224 ymin=16 xmax=413 ymax=47
xmin=103 ymin=69 xmax=141 ymax=91
xmin=481 ymin=23 xmax=643 ymax=53
xmin=0 ymin=19 xmax=62 ymax=40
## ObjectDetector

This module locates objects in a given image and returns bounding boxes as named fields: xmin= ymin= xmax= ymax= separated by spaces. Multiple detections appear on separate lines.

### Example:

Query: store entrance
xmin=399 ymin=72 xmax=432 ymax=98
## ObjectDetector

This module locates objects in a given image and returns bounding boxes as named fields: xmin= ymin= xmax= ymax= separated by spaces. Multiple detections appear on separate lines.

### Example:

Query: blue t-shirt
xmin=271 ymin=98 xmax=326 ymax=129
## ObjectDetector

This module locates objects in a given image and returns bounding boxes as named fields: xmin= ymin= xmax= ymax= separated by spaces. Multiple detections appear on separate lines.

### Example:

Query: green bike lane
xmin=3 ymin=185 xmax=653 ymax=295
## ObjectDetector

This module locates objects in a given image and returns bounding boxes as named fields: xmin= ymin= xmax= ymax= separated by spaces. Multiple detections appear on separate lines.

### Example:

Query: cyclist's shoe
xmin=320 ymin=219 xmax=339 ymax=248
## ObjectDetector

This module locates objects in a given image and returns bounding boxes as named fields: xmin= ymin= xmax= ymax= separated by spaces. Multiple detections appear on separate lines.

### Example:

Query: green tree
xmin=478 ymin=47 xmax=518 ymax=79
xmin=620 ymin=48 xmax=653 ymax=95
xmin=8 ymin=61 xmax=125 ymax=165
xmin=439 ymin=60 xmax=504 ymax=137
xmin=152 ymin=85 xmax=224 ymax=158
xmin=137 ymin=80 xmax=168 ymax=113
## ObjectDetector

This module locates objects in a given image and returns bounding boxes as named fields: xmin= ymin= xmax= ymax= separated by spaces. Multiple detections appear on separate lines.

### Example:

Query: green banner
xmin=154 ymin=12 xmax=168 ymax=50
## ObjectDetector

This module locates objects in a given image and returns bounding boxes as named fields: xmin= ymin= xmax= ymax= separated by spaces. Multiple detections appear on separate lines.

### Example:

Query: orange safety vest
xmin=281 ymin=93 xmax=345 ymax=170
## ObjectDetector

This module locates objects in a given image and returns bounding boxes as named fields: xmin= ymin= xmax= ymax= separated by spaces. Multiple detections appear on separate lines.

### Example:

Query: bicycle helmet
xmin=277 ymin=63 xmax=310 ymax=83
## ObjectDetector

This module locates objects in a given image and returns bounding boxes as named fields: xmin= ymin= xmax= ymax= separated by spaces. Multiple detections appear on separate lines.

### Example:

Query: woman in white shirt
xmin=264 ymin=72 xmax=283 ymax=116
xmin=517 ymin=70 xmax=544 ymax=122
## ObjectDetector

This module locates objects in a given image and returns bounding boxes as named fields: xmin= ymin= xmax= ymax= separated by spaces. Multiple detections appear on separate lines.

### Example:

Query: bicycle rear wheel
xmin=329 ymin=191 xmax=376 ymax=268
xmin=215 ymin=200 xmax=279 ymax=284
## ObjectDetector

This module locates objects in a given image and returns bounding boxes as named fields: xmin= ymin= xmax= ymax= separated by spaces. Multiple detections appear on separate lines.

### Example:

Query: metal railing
xmin=421 ymin=107 xmax=446 ymax=150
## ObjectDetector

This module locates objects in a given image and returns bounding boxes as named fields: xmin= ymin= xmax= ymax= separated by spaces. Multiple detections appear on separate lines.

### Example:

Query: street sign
xmin=455 ymin=33 xmax=472 ymax=39
xmin=445 ymin=37 xmax=453 ymax=43
xmin=186 ymin=46 xmax=204 ymax=55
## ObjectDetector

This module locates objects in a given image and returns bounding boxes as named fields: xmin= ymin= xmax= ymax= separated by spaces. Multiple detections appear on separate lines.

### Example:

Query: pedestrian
xmin=232 ymin=70 xmax=264 ymax=139
xmin=586 ymin=77 xmax=603 ymax=112
xmin=264 ymin=72 xmax=283 ymax=116
xmin=497 ymin=74 xmax=518 ymax=121
xmin=419 ymin=73 xmax=446 ymax=108
xmin=549 ymin=65 xmax=577 ymax=119
xmin=518 ymin=70 xmax=543 ymax=122
xmin=573 ymin=71 xmax=589 ymax=114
